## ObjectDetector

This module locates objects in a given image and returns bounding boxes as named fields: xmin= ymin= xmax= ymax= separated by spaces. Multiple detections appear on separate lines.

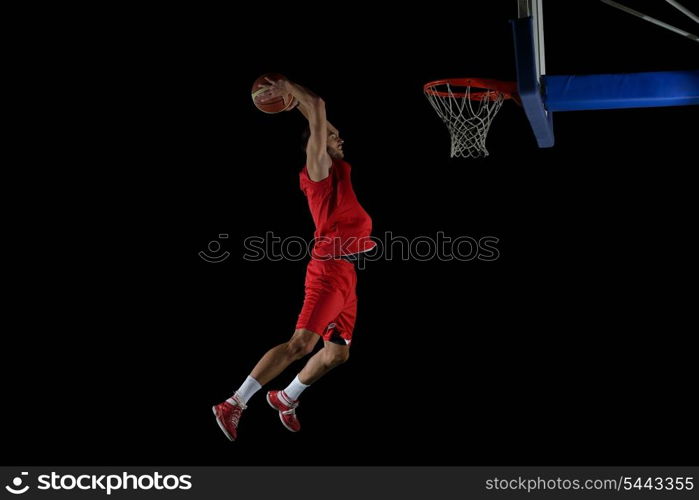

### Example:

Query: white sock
xmin=231 ymin=376 xmax=261 ymax=405
xmin=283 ymin=375 xmax=310 ymax=402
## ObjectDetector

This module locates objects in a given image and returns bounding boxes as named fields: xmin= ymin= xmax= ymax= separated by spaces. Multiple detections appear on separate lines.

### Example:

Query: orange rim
xmin=424 ymin=78 xmax=518 ymax=102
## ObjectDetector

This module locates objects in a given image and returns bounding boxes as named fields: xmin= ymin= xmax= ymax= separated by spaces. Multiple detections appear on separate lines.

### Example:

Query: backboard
xmin=512 ymin=0 xmax=699 ymax=149
xmin=513 ymin=0 xmax=553 ymax=147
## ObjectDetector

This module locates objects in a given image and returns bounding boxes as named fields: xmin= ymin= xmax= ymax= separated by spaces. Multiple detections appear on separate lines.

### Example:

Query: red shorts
xmin=296 ymin=258 xmax=357 ymax=345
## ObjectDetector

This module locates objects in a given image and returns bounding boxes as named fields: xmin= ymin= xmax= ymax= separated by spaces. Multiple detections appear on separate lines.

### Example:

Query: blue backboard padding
xmin=544 ymin=71 xmax=699 ymax=111
xmin=511 ymin=17 xmax=554 ymax=148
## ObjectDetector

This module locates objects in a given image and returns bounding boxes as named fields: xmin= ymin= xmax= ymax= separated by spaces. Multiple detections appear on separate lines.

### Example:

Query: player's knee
xmin=287 ymin=330 xmax=317 ymax=359
xmin=285 ymin=340 xmax=309 ymax=360
xmin=325 ymin=348 xmax=350 ymax=367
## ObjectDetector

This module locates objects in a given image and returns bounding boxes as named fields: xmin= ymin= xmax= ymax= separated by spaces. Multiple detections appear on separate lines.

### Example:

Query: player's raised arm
xmin=262 ymin=77 xmax=331 ymax=181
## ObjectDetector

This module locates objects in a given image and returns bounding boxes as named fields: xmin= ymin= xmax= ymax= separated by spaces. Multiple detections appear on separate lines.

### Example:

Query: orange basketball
xmin=251 ymin=73 xmax=295 ymax=114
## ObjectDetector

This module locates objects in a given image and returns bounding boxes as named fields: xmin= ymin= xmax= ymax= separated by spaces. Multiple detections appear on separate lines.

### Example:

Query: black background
xmin=4 ymin=1 xmax=697 ymax=465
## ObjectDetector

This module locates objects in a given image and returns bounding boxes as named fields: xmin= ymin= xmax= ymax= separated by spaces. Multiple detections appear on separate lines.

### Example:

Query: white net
xmin=424 ymin=82 xmax=505 ymax=158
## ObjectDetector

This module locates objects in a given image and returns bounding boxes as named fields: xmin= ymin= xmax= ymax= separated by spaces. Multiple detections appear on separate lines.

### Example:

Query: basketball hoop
xmin=424 ymin=78 xmax=518 ymax=158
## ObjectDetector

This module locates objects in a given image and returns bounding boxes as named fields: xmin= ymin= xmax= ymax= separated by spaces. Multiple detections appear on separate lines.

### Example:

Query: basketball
xmin=251 ymin=73 xmax=295 ymax=114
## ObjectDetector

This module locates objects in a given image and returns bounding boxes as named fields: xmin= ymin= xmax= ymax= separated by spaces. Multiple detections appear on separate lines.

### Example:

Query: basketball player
xmin=213 ymin=77 xmax=375 ymax=440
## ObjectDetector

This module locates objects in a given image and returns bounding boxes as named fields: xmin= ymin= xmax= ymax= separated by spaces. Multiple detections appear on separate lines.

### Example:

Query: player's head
xmin=326 ymin=126 xmax=344 ymax=159
xmin=301 ymin=124 xmax=344 ymax=159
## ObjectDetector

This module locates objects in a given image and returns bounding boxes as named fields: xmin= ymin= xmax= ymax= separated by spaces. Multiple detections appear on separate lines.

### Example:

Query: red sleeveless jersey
xmin=299 ymin=158 xmax=375 ymax=258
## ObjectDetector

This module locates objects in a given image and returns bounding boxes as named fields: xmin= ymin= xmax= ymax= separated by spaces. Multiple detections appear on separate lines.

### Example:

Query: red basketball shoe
xmin=212 ymin=393 xmax=246 ymax=441
xmin=266 ymin=390 xmax=301 ymax=432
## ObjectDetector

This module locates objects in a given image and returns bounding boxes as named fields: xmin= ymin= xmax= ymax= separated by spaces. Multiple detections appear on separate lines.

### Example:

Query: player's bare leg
xmin=266 ymin=340 xmax=350 ymax=432
xmin=297 ymin=341 xmax=350 ymax=384
xmin=250 ymin=329 xmax=320 ymax=385
xmin=213 ymin=329 xmax=319 ymax=440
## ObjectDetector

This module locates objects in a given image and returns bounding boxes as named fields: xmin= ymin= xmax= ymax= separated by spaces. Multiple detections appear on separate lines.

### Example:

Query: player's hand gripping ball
xmin=251 ymin=73 xmax=298 ymax=113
